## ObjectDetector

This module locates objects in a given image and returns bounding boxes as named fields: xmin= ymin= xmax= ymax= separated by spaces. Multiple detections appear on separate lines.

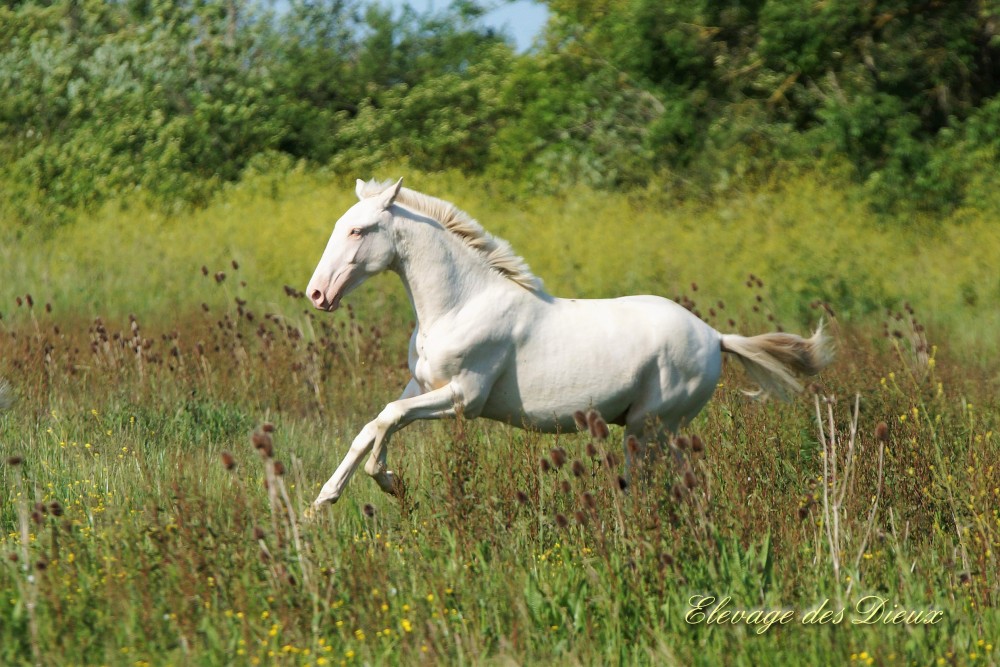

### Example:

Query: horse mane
xmin=358 ymin=179 xmax=543 ymax=292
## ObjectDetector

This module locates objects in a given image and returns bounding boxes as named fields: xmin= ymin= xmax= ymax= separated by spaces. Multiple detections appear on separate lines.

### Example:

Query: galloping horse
xmin=306 ymin=178 xmax=832 ymax=507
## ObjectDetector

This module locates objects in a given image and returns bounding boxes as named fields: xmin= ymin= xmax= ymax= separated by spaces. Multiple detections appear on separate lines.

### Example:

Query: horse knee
xmin=375 ymin=402 xmax=405 ymax=432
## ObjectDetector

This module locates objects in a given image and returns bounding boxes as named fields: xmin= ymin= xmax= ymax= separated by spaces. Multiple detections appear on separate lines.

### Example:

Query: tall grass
xmin=0 ymin=170 xmax=998 ymax=665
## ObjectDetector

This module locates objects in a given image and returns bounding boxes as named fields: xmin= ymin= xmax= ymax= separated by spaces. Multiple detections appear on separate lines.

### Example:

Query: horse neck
xmin=390 ymin=212 xmax=509 ymax=328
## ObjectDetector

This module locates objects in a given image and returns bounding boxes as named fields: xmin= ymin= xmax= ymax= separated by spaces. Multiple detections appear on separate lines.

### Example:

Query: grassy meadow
xmin=1 ymin=170 xmax=998 ymax=665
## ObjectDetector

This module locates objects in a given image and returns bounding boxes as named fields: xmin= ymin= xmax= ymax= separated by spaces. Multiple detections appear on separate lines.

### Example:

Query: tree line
xmin=2 ymin=0 xmax=999 ymax=224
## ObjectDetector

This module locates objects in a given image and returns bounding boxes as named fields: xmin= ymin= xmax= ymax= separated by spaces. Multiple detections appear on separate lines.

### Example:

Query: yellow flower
xmin=401 ymin=619 xmax=412 ymax=633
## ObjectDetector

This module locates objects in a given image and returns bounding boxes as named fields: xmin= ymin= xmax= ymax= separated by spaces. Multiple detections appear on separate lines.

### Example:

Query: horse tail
xmin=720 ymin=323 xmax=833 ymax=401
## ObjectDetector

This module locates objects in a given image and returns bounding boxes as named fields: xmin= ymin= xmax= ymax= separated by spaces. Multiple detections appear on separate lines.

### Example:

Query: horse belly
xmin=479 ymin=332 xmax=654 ymax=432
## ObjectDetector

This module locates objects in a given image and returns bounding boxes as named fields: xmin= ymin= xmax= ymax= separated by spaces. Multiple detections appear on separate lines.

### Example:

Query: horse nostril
xmin=310 ymin=289 xmax=324 ymax=305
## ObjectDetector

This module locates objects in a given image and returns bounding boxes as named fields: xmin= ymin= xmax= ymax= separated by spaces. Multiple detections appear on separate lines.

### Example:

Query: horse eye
xmin=349 ymin=227 xmax=364 ymax=237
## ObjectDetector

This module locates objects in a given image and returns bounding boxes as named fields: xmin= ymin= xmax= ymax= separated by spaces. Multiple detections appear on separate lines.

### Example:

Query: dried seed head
xmin=798 ymin=506 xmax=809 ymax=520
xmin=573 ymin=410 xmax=588 ymax=431
xmin=363 ymin=503 xmax=376 ymax=518
xmin=875 ymin=422 xmax=889 ymax=443
xmin=582 ymin=491 xmax=597 ymax=510
xmin=626 ymin=435 xmax=641 ymax=456
xmin=48 ymin=501 xmax=64 ymax=517
xmin=34 ymin=502 xmax=47 ymax=516
xmin=540 ymin=458 xmax=551 ymax=473
xmin=35 ymin=557 xmax=48 ymax=571
xmin=588 ymin=412 xmax=610 ymax=441
xmin=585 ymin=442 xmax=598 ymax=458
xmin=671 ymin=484 xmax=685 ymax=502
xmin=231 ymin=259 xmax=240 ymax=270
xmin=6 ymin=455 xmax=23 ymax=466
xmin=554 ymin=513 xmax=569 ymax=528
xmin=617 ymin=476 xmax=628 ymax=492
xmin=571 ymin=460 xmax=585 ymax=478
xmin=684 ymin=469 xmax=698 ymax=489
xmin=25 ymin=294 xmax=33 ymax=308
xmin=220 ymin=450 xmax=236 ymax=470
xmin=550 ymin=447 xmax=567 ymax=469
xmin=559 ymin=480 xmax=572 ymax=495
xmin=676 ymin=435 xmax=690 ymax=450
xmin=261 ymin=422 xmax=276 ymax=433
xmin=201 ymin=265 xmax=209 ymax=276
xmin=215 ymin=271 xmax=226 ymax=284
xmin=273 ymin=460 xmax=286 ymax=476
xmin=31 ymin=510 xmax=44 ymax=525
xmin=252 ymin=431 xmax=274 ymax=458
xmin=574 ymin=510 xmax=587 ymax=526
xmin=515 ymin=490 xmax=529 ymax=505
xmin=253 ymin=526 xmax=266 ymax=541
xmin=691 ymin=435 xmax=704 ymax=453
xmin=604 ymin=452 xmax=619 ymax=469
xmin=660 ymin=553 xmax=675 ymax=567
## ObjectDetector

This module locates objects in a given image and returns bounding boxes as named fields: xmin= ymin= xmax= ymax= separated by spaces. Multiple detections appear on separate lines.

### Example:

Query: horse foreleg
xmin=365 ymin=378 xmax=422 ymax=496
xmin=313 ymin=420 xmax=379 ymax=506
xmin=313 ymin=380 xmax=467 ymax=507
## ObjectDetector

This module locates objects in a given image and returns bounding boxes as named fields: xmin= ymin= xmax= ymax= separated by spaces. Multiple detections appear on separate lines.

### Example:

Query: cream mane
xmin=358 ymin=179 xmax=543 ymax=292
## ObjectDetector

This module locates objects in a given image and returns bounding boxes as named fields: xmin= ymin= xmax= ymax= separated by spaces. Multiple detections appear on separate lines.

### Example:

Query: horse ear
xmin=376 ymin=177 xmax=403 ymax=210
xmin=355 ymin=179 xmax=366 ymax=201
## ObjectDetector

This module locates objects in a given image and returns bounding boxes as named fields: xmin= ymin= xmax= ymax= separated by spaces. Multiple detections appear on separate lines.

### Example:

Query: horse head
xmin=307 ymin=178 xmax=403 ymax=311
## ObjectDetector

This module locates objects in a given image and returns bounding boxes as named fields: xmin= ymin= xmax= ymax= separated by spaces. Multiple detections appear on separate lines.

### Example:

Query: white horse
xmin=306 ymin=178 xmax=831 ymax=507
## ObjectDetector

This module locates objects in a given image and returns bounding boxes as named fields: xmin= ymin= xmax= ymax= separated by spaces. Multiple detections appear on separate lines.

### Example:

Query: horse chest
xmin=412 ymin=334 xmax=467 ymax=391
